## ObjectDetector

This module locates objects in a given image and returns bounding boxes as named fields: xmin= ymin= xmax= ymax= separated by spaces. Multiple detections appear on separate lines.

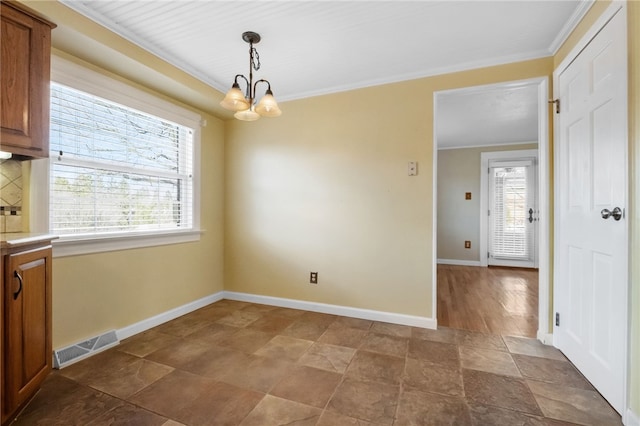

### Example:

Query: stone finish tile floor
xmin=11 ymin=300 xmax=622 ymax=426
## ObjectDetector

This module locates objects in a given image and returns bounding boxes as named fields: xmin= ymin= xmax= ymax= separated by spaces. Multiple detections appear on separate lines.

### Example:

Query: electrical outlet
xmin=464 ymin=241 xmax=471 ymax=249
xmin=465 ymin=192 xmax=472 ymax=200
xmin=310 ymin=272 xmax=318 ymax=284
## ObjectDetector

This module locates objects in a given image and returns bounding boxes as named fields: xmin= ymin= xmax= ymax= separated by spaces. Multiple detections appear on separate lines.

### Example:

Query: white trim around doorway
xmin=433 ymin=76 xmax=550 ymax=345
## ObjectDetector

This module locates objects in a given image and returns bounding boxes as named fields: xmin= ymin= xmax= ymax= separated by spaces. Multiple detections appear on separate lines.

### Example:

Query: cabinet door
xmin=3 ymin=246 xmax=52 ymax=418
xmin=0 ymin=3 xmax=52 ymax=158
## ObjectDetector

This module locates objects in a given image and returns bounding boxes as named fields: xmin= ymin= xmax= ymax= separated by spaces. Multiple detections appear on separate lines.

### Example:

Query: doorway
xmin=437 ymin=264 xmax=539 ymax=336
xmin=433 ymin=78 xmax=550 ymax=340
xmin=482 ymin=149 xmax=538 ymax=268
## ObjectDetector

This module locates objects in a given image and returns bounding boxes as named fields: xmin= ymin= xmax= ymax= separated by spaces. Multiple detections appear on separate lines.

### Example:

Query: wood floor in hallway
xmin=437 ymin=264 xmax=539 ymax=337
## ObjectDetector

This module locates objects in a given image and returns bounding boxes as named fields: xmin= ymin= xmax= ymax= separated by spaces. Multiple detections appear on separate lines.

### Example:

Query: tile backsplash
xmin=0 ymin=159 xmax=23 ymax=232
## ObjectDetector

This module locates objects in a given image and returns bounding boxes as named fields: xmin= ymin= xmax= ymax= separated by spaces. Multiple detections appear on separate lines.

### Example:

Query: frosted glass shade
xmin=255 ymin=92 xmax=282 ymax=117
xmin=234 ymin=108 xmax=261 ymax=121
xmin=220 ymin=85 xmax=250 ymax=111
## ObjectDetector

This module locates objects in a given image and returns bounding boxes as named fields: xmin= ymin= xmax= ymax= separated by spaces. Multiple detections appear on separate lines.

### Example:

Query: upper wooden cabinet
xmin=0 ymin=2 xmax=55 ymax=158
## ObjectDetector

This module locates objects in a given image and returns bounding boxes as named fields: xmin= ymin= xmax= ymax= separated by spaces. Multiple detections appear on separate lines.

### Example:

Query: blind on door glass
xmin=490 ymin=163 xmax=533 ymax=260
xmin=49 ymin=82 xmax=194 ymax=236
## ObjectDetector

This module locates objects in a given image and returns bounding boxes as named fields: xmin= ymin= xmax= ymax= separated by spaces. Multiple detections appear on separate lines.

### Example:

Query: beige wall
xmin=224 ymin=58 xmax=553 ymax=319
xmin=51 ymin=108 xmax=225 ymax=348
xmin=437 ymin=144 xmax=537 ymax=262
xmin=224 ymin=86 xmax=435 ymax=316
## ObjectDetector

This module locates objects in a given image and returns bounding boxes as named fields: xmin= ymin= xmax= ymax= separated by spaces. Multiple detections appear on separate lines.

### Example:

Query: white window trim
xmin=31 ymin=55 xmax=202 ymax=258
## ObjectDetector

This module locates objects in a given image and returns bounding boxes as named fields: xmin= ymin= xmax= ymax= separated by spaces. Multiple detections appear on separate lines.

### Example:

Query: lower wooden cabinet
xmin=1 ymin=244 xmax=52 ymax=425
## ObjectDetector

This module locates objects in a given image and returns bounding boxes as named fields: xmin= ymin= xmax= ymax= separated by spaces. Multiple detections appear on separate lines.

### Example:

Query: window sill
xmin=52 ymin=229 xmax=203 ymax=258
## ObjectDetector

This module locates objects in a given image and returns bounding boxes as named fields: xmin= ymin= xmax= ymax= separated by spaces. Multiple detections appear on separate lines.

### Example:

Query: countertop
xmin=0 ymin=233 xmax=58 ymax=250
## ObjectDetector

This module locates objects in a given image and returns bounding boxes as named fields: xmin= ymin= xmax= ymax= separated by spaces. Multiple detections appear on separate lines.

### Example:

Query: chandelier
xmin=220 ymin=31 xmax=282 ymax=121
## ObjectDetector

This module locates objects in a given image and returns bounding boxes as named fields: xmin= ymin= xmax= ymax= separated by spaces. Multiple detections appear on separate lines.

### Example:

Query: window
xmin=490 ymin=166 xmax=527 ymax=255
xmin=45 ymin=56 xmax=201 ymax=256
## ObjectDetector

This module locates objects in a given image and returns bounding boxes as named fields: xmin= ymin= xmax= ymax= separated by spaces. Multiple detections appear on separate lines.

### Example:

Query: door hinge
xmin=488 ymin=209 xmax=491 ymax=216
xmin=555 ymin=312 xmax=560 ymax=326
xmin=487 ymin=251 xmax=490 ymax=259
xmin=548 ymin=98 xmax=560 ymax=114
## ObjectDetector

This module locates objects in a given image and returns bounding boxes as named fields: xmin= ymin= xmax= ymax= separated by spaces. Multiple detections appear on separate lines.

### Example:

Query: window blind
xmin=49 ymin=82 xmax=194 ymax=236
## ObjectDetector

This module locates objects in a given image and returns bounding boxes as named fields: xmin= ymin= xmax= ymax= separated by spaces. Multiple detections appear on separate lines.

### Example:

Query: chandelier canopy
xmin=220 ymin=31 xmax=282 ymax=121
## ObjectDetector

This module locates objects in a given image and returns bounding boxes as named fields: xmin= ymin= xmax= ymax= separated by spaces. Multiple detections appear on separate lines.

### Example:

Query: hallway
xmin=437 ymin=264 xmax=539 ymax=337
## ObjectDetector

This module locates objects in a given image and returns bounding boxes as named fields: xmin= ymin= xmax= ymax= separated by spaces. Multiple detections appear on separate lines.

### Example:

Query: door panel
xmin=21 ymin=258 xmax=47 ymax=380
xmin=554 ymin=7 xmax=627 ymax=413
xmin=567 ymin=121 xmax=588 ymax=209
xmin=592 ymin=251 xmax=614 ymax=364
xmin=566 ymin=246 xmax=584 ymax=342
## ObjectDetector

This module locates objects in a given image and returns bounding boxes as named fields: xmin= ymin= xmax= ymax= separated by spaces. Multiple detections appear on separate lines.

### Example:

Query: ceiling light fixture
xmin=220 ymin=31 xmax=282 ymax=121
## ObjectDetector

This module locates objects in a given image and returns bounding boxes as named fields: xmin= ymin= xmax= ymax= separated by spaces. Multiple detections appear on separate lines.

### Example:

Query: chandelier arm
xmin=253 ymin=79 xmax=272 ymax=96
xmin=234 ymin=74 xmax=250 ymax=99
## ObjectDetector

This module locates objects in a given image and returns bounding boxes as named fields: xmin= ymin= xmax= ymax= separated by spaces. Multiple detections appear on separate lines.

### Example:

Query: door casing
xmin=432 ymin=76 xmax=551 ymax=343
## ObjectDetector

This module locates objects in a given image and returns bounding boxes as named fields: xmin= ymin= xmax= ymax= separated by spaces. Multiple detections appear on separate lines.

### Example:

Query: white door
xmin=554 ymin=8 xmax=627 ymax=414
xmin=488 ymin=158 xmax=537 ymax=268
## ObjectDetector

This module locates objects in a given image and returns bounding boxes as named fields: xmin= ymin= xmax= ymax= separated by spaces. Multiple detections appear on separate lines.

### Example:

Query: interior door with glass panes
xmin=488 ymin=158 xmax=538 ymax=268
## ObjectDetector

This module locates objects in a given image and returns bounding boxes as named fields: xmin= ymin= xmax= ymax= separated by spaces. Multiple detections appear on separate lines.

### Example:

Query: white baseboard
xmin=625 ymin=408 xmax=640 ymax=426
xmin=536 ymin=331 xmax=554 ymax=345
xmin=59 ymin=289 xmax=435 ymax=359
xmin=223 ymin=291 xmax=437 ymax=329
xmin=116 ymin=291 xmax=224 ymax=341
xmin=437 ymin=259 xmax=482 ymax=267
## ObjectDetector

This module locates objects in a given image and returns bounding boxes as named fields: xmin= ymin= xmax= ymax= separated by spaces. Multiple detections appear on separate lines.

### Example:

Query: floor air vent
xmin=53 ymin=330 xmax=119 ymax=369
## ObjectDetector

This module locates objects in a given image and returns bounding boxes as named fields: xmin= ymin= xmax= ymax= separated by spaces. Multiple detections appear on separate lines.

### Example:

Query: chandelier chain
xmin=251 ymin=47 xmax=261 ymax=71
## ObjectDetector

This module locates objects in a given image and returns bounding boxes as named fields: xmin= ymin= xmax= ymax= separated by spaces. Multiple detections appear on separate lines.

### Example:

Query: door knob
xmin=601 ymin=207 xmax=623 ymax=221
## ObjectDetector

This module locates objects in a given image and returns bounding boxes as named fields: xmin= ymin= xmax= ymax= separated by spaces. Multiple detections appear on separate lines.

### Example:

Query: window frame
xmin=32 ymin=55 xmax=202 ymax=258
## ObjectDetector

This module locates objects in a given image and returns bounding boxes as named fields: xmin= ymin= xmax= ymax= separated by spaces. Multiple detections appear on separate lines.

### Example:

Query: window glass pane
xmin=491 ymin=166 xmax=528 ymax=258
xmin=50 ymin=84 xmax=183 ymax=173
xmin=50 ymin=82 xmax=193 ymax=237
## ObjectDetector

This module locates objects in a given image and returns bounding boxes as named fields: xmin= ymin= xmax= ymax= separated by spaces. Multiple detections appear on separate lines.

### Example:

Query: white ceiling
xmin=59 ymin=0 xmax=589 ymax=146
xmin=436 ymin=83 xmax=540 ymax=149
